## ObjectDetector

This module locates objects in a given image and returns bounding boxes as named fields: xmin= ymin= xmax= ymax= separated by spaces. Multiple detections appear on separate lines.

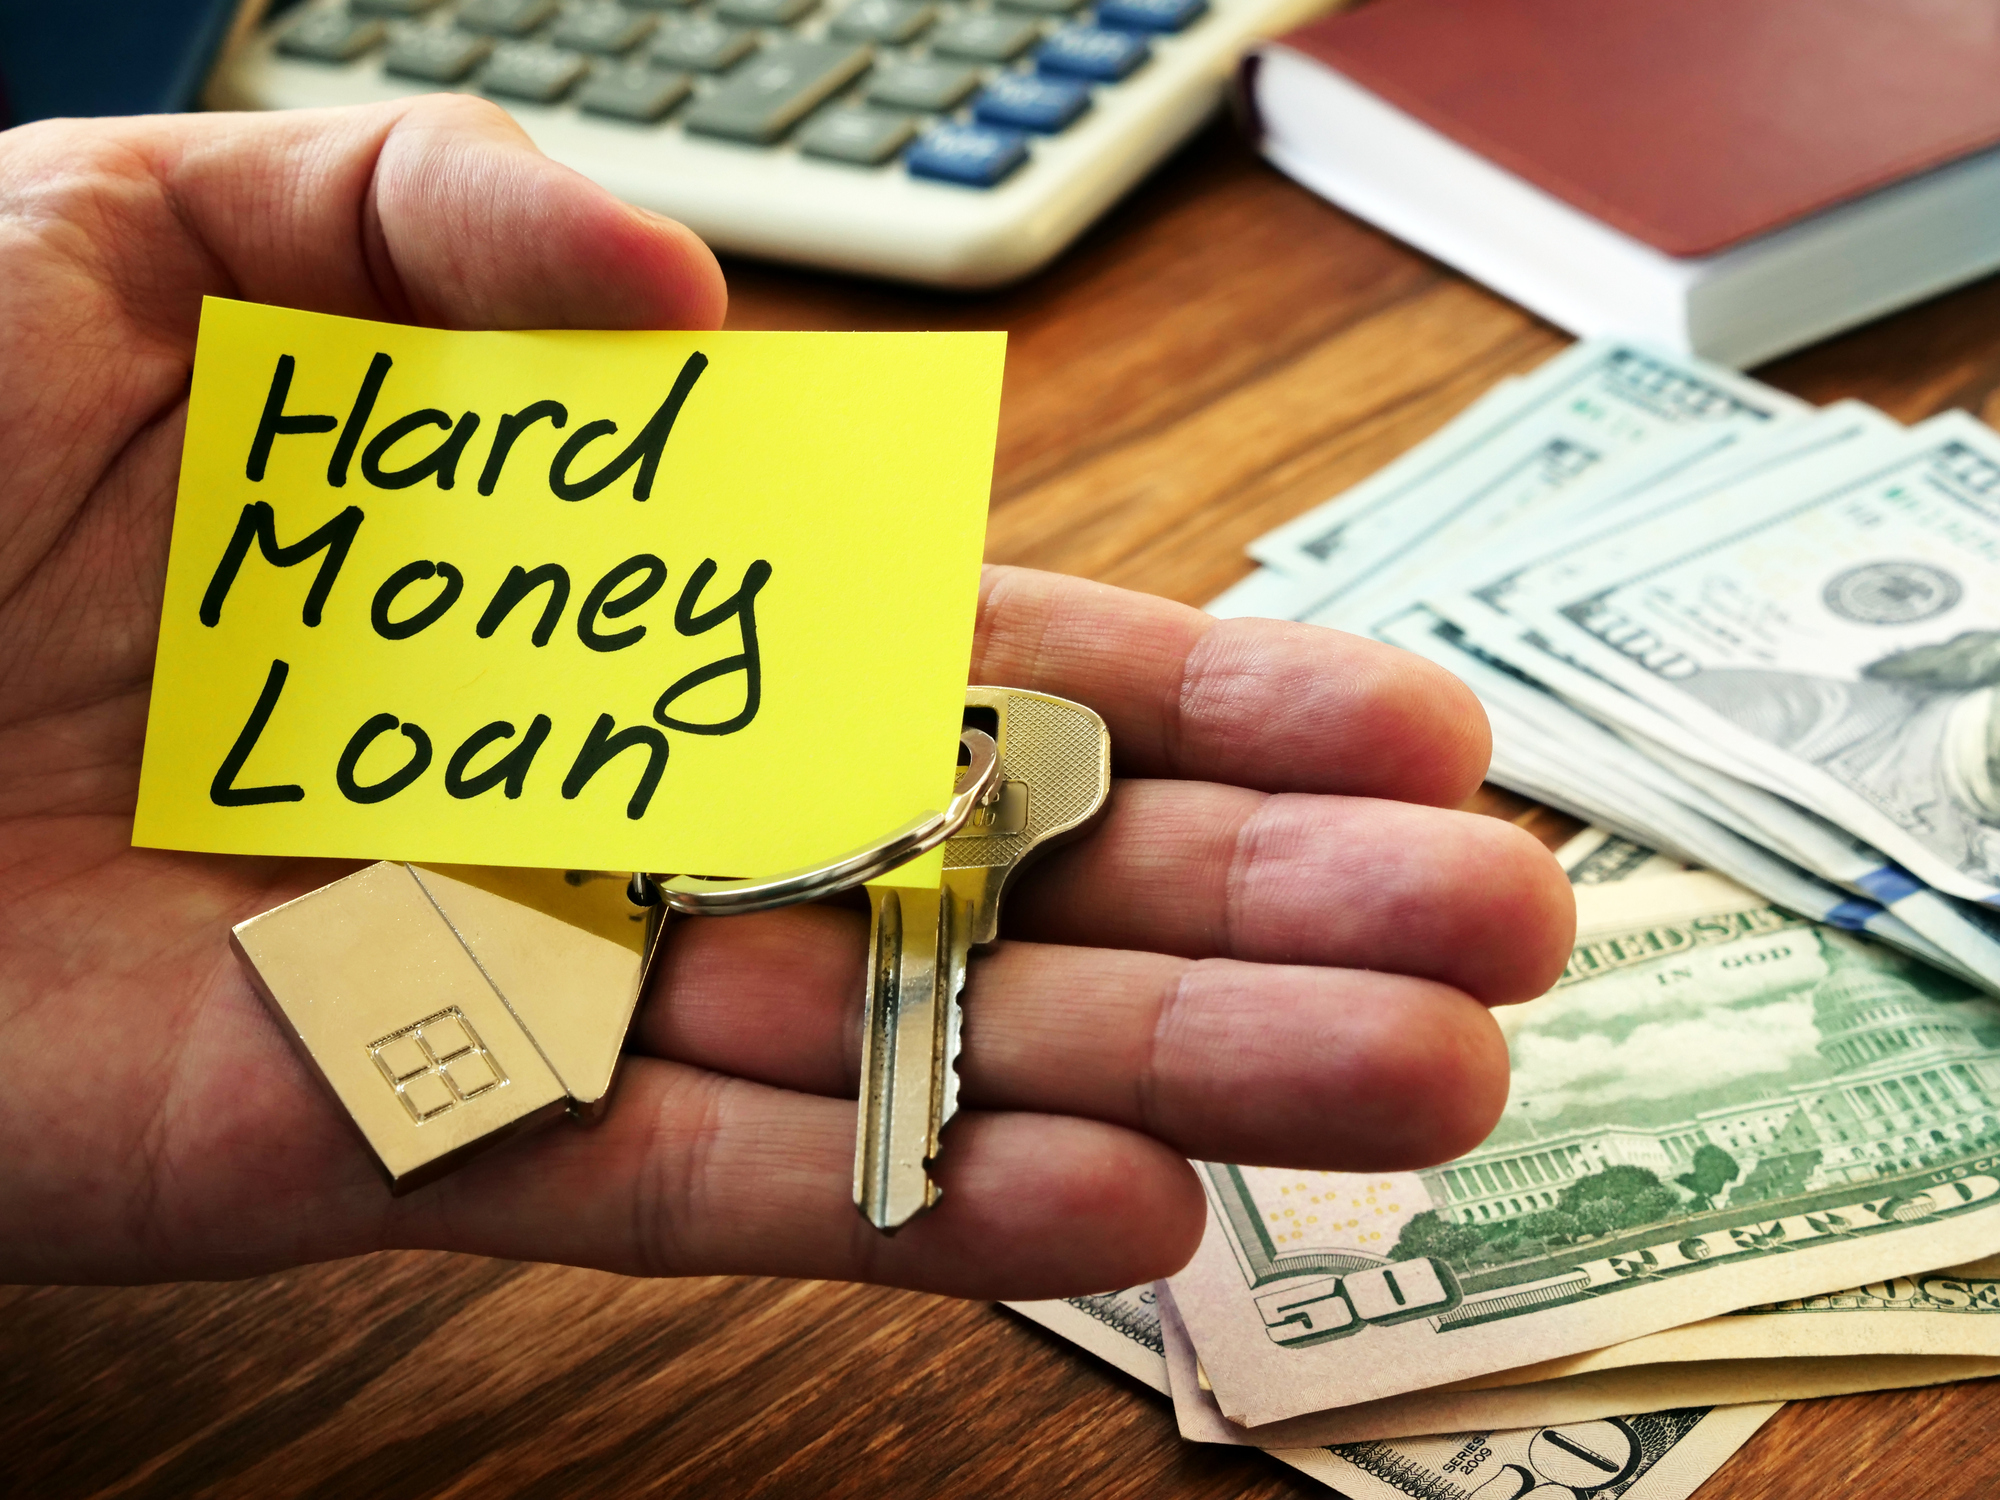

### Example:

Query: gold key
xmin=854 ymin=686 xmax=1111 ymax=1231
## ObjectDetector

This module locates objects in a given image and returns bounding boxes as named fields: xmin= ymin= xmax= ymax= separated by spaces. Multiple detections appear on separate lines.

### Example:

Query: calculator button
xmin=716 ymin=0 xmax=820 ymax=22
xmin=1035 ymin=23 xmax=1146 ymax=78
xmin=972 ymin=72 xmax=1087 ymax=131
xmin=457 ymin=0 xmax=559 ymax=34
xmin=928 ymin=12 xmax=1041 ymax=60
xmin=799 ymin=107 xmax=919 ymax=163
xmin=651 ymin=18 xmax=758 ymax=69
xmin=994 ymin=0 xmax=1086 ymax=12
xmin=385 ymin=27 xmax=494 ymax=80
xmin=578 ymin=58 xmax=694 ymax=116
xmin=681 ymin=40 xmax=872 ymax=143
xmin=551 ymin=1 xmax=657 ymax=52
xmin=831 ymin=0 xmax=935 ymax=43
xmin=482 ymin=41 xmax=592 ymax=98
xmin=866 ymin=59 xmax=979 ymax=110
xmin=905 ymin=122 xmax=1028 ymax=186
xmin=277 ymin=11 xmax=387 ymax=59
xmin=352 ymin=0 xmax=446 ymax=15
xmin=1093 ymin=0 xmax=1205 ymax=29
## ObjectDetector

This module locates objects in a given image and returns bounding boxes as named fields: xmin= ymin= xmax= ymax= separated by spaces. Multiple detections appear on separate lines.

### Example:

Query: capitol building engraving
xmin=1418 ymin=944 xmax=2000 ymax=1227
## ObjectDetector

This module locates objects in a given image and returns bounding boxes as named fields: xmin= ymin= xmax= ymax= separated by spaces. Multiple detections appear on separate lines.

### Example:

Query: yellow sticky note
xmin=134 ymin=299 xmax=1001 ymax=885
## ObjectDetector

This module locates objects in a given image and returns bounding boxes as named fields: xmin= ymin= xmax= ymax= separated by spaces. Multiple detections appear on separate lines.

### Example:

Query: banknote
xmin=1375 ymin=604 xmax=1974 ymax=980
xmin=1156 ymin=1283 xmax=1787 ymax=1495
xmin=1003 ymin=1286 xmax=1169 ymax=1395
xmin=1171 ymin=869 xmax=2000 ymax=1423
xmin=1248 ymin=343 xmax=1805 ymax=621
xmin=1002 ymin=838 xmax=1693 ymax=1414
xmin=1555 ymin=827 xmax=1689 ymax=885
xmin=1270 ymin=1409 xmax=1782 ymax=1500
xmin=1501 ymin=411 xmax=2000 ymax=906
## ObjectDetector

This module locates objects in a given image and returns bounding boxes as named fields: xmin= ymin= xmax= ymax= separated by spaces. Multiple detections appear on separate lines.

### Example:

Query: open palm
xmin=0 ymin=97 xmax=1571 ymax=1295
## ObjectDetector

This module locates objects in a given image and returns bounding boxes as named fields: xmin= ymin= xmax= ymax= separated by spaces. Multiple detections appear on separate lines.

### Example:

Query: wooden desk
xmin=9 ymin=120 xmax=2000 ymax=1500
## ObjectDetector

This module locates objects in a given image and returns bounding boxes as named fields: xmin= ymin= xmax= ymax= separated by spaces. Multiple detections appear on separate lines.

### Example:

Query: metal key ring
xmin=633 ymin=728 xmax=1001 ymax=917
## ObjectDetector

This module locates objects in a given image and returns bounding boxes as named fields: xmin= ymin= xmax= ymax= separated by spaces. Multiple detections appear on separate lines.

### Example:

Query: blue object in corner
xmin=0 ymin=0 xmax=263 ymax=126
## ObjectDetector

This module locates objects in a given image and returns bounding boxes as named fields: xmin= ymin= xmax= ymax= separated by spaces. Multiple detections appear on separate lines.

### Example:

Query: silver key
xmin=854 ymin=686 xmax=1112 ymax=1231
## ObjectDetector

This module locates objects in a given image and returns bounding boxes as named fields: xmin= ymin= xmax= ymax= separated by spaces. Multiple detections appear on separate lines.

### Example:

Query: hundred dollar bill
xmin=1504 ymin=410 xmax=2000 ymax=906
xmin=1156 ymin=1283 xmax=1785 ymax=1497
xmin=1555 ymin=828 xmax=1689 ymax=885
xmin=1171 ymin=869 xmax=2000 ymax=1424
xmin=1535 ymin=1257 xmax=2000 ymax=1368
xmin=1375 ymin=604 xmax=1975 ymax=981
xmin=1249 ymin=341 xmax=1805 ymax=618
xmin=1003 ymin=1286 xmax=1169 ymax=1395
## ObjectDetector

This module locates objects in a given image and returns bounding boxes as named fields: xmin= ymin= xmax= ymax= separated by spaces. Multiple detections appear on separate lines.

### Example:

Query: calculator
xmin=205 ymin=0 xmax=1334 ymax=286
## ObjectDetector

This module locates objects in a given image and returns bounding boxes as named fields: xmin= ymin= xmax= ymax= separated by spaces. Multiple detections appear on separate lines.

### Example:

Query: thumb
xmin=158 ymin=93 xmax=726 ymax=332
xmin=367 ymin=94 xmax=727 ymax=331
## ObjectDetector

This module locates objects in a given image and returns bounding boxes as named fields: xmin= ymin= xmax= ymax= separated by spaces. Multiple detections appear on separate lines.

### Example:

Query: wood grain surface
xmin=11 ymin=118 xmax=2000 ymax=1499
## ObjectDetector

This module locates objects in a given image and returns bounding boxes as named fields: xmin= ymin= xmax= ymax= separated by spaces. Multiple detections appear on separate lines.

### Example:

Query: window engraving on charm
xmin=368 ymin=1008 xmax=508 ymax=1122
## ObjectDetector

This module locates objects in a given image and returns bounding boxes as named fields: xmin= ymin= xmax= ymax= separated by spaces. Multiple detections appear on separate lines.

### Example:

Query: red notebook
xmin=1277 ymin=0 xmax=2000 ymax=258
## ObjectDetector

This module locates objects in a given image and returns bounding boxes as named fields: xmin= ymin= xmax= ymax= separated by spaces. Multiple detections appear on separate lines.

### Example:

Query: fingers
xmin=365 ymin=97 xmax=726 ymax=330
xmin=972 ymin=566 xmax=1491 ymax=805
xmin=639 ymin=919 xmax=1511 ymax=1172
xmin=1003 ymin=781 xmax=1576 ymax=1003
xmin=965 ymin=947 xmax=1511 ymax=1170
xmin=387 ymin=1058 xmax=1206 ymax=1299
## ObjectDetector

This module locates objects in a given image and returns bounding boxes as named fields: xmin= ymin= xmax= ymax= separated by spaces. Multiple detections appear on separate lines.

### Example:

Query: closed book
xmin=1245 ymin=0 xmax=2000 ymax=365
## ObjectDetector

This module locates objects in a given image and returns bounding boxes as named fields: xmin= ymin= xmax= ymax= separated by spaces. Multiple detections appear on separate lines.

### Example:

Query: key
xmin=481 ymin=42 xmax=593 ymax=102
xmin=276 ymin=11 xmax=387 ymax=61
xmin=799 ymin=106 xmax=919 ymax=165
xmin=682 ymin=40 xmax=872 ymax=144
xmin=853 ymin=686 xmax=1110 ymax=1231
xmin=868 ymin=59 xmax=980 ymax=112
xmin=550 ymin=0 xmax=658 ymax=53
xmin=830 ymin=0 xmax=936 ymax=44
xmin=928 ymin=11 xmax=1041 ymax=61
xmin=972 ymin=74 xmax=1090 ymax=134
xmin=578 ymin=59 xmax=694 ymax=119
xmin=457 ymin=0 xmax=560 ymax=36
xmin=905 ymin=123 xmax=1029 ymax=188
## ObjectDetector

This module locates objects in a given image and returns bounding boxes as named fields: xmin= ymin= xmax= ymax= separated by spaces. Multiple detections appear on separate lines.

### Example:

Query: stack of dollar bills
xmin=1007 ymin=342 xmax=2000 ymax=1496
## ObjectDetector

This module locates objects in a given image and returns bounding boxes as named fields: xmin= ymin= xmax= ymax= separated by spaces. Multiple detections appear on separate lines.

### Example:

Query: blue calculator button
xmin=1035 ymin=24 xmax=1149 ymax=80
xmin=906 ymin=123 xmax=1031 ymax=186
xmin=1095 ymin=0 xmax=1206 ymax=30
xmin=973 ymin=74 xmax=1091 ymax=132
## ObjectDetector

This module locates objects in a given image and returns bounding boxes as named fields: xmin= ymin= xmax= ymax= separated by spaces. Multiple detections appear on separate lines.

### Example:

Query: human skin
xmin=0 ymin=96 xmax=1574 ymax=1296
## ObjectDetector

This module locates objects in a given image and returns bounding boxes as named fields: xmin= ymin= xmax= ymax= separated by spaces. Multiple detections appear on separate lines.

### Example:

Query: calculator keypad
xmin=275 ymin=0 xmax=1212 ymax=188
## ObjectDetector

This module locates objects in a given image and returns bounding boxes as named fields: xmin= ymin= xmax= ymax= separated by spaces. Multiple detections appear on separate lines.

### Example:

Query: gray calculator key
xmin=651 ymin=18 xmax=757 ymax=70
xmin=866 ymin=58 xmax=978 ymax=111
xmin=482 ymin=41 xmax=591 ymax=99
xmin=551 ymin=1 xmax=657 ymax=52
xmin=831 ymin=0 xmax=935 ymax=42
xmin=577 ymin=59 xmax=693 ymax=117
xmin=928 ymin=12 xmax=1039 ymax=59
xmin=715 ymin=0 xmax=819 ymax=24
xmin=352 ymin=0 xmax=446 ymax=15
xmin=458 ymin=0 xmax=559 ymax=35
xmin=277 ymin=11 xmax=386 ymax=59
xmin=682 ymin=40 xmax=871 ymax=143
xmin=799 ymin=106 xmax=917 ymax=163
xmin=385 ymin=27 xmax=494 ymax=80
xmin=995 ymin=0 xmax=1085 ymax=12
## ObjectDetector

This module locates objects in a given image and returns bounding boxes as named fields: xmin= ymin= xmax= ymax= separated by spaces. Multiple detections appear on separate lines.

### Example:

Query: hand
xmin=0 ymin=99 xmax=1573 ymax=1295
